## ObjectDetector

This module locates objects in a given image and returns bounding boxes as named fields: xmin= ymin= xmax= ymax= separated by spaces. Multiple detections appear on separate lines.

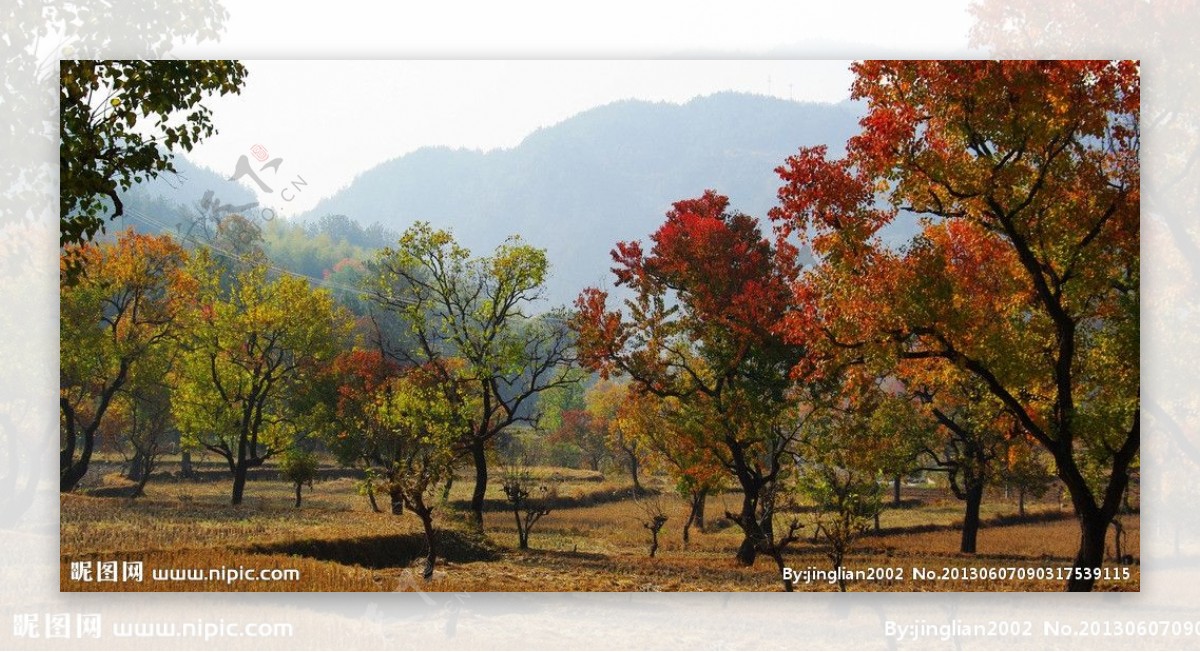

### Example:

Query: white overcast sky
xmin=183 ymin=60 xmax=858 ymax=214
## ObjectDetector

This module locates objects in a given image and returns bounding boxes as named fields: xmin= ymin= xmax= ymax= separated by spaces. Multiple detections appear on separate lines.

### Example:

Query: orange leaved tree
xmin=772 ymin=60 xmax=1139 ymax=591
xmin=60 ymin=229 xmax=193 ymax=491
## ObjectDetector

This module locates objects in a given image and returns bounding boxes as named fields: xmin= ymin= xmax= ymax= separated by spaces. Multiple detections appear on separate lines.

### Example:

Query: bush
xmin=279 ymin=449 xmax=319 ymax=507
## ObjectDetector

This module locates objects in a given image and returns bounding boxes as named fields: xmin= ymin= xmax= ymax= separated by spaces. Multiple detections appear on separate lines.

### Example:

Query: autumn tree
xmin=60 ymin=60 xmax=248 ymax=250
xmin=617 ymin=390 xmax=727 ymax=544
xmin=772 ymin=60 xmax=1139 ymax=590
xmin=365 ymin=223 xmax=577 ymax=530
xmin=1000 ymin=434 xmax=1055 ymax=517
xmin=321 ymin=349 xmax=406 ymax=513
xmin=60 ymin=229 xmax=193 ymax=491
xmin=320 ymin=348 xmax=470 ymax=575
xmin=573 ymin=191 xmax=805 ymax=567
xmin=583 ymin=379 xmax=647 ymax=492
xmin=174 ymin=252 xmax=350 ymax=505
xmin=547 ymin=409 xmax=609 ymax=472
xmin=320 ymin=349 xmax=473 ymax=520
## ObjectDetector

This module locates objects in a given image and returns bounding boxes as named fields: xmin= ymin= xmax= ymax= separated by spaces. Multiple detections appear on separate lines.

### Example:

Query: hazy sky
xmin=184 ymin=60 xmax=857 ymax=214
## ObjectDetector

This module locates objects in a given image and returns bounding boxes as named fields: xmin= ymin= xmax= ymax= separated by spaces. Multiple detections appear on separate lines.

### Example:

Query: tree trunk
xmin=469 ymin=439 xmax=488 ymax=530
xmin=60 ymin=432 xmax=95 ymax=492
xmin=1067 ymin=515 xmax=1110 ymax=592
xmin=127 ymin=450 xmax=147 ymax=482
xmin=683 ymin=490 xmax=707 ymax=544
xmin=961 ymin=479 xmax=984 ymax=554
xmin=365 ymin=480 xmax=381 ymax=513
xmin=389 ymin=486 xmax=404 ymax=515
xmin=418 ymin=508 xmax=438 ymax=579
xmin=832 ymin=548 xmax=848 ymax=592
xmin=441 ymin=474 xmax=454 ymax=502
xmin=61 ymin=379 xmax=122 ymax=492
xmin=1112 ymin=519 xmax=1125 ymax=562
xmin=734 ymin=491 xmax=760 ymax=566
xmin=231 ymin=461 xmax=247 ymax=505
xmin=515 ymin=507 xmax=529 ymax=550
xmin=294 ymin=482 xmax=303 ymax=508
xmin=1018 ymin=486 xmax=1026 ymax=517
xmin=628 ymin=453 xmax=642 ymax=494
xmin=770 ymin=549 xmax=793 ymax=592
xmin=893 ymin=474 xmax=902 ymax=507
xmin=132 ymin=454 xmax=153 ymax=498
xmin=180 ymin=451 xmax=194 ymax=478
xmin=1056 ymin=430 xmax=1135 ymax=592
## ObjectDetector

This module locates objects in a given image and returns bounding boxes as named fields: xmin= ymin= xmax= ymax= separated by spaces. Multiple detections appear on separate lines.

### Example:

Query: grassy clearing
xmin=61 ymin=460 xmax=1139 ymax=592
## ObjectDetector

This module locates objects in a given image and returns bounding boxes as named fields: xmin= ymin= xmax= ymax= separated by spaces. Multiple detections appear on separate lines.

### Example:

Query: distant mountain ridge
xmin=297 ymin=92 xmax=865 ymax=305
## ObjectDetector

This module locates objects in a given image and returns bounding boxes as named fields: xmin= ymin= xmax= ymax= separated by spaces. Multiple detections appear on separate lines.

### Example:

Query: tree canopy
xmin=60 ymin=60 xmax=248 ymax=249
xmin=771 ymin=60 xmax=1139 ymax=591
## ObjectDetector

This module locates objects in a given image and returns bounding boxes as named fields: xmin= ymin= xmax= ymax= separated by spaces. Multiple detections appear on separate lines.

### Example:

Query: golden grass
xmin=61 ymin=465 xmax=1140 ymax=592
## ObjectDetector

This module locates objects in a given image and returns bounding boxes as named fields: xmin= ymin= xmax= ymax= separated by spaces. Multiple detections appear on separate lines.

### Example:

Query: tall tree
xmin=60 ymin=230 xmax=193 ymax=491
xmin=573 ymin=191 xmax=805 ymax=567
xmin=173 ymin=252 xmax=350 ymax=505
xmin=366 ymin=223 xmax=576 ymax=529
xmin=772 ymin=60 xmax=1139 ymax=590
xmin=60 ymin=60 xmax=248 ymax=250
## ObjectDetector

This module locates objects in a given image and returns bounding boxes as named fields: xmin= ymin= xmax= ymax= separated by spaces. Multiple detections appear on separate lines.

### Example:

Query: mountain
xmin=115 ymin=154 xmax=259 ymax=235
xmin=298 ymin=93 xmax=866 ymax=305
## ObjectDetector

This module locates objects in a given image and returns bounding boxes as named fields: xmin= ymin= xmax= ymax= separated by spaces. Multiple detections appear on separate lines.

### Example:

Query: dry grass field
xmin=60 ymin=457 xmax=1140 ymax=592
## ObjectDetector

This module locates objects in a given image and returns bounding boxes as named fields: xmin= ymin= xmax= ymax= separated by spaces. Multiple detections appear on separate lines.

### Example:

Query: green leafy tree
xmin=1000 ymin=434 xmax=1056 ymax=517
xmin=60 ymin=60 xmax=248 ymax=249
xmin=798 ymin=462 xmax=882 ymax=593
xmin=536 ymin=374 xmax=587 ymax=433
xmin=279 ymin=448 xmax=319 ymax=508
xmin=909 ymin=369 xmax=1015 ymax=553
xmin=173 ymin=251 xmax=350 ymax=505
xmin=365 ymin=222 xmax=577 ymax=530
